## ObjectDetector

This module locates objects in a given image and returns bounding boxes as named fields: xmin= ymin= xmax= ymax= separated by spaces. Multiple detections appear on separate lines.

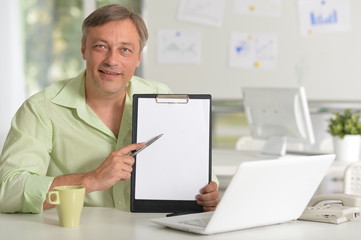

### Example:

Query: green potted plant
xmin=328 ymin=109 xmax=361 ymax=162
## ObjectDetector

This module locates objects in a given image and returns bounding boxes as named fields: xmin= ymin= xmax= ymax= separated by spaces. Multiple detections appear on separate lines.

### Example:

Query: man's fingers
xmin=199 ymin=181 xmax=218 ymax=194
xmin=196 ymin=190 xmax=219 ymax=202
xmin=197 ymin=200 xmax=219 ymax=207
xmin=115 ymin=142 xmax=145 ymax=155
xmin=196 ymin=181 xmax=219 ymax=212
xmin=202 ymin=206 xmax=217 ymax=212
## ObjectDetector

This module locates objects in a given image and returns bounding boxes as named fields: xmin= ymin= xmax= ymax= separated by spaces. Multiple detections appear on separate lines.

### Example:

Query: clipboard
xmin=130 ymin=94 xmax=212 ymax=212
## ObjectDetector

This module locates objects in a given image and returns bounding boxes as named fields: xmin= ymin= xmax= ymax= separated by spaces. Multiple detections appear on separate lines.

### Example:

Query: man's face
xmin=81 ymin=19 xmax=142 ymax=95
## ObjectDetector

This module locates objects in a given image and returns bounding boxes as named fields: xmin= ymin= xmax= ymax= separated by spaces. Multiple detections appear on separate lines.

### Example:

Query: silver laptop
xmin=151 ymin=154 xmax=335 ymax=234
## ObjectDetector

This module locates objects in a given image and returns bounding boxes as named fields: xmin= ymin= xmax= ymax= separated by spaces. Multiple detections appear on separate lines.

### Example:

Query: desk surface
xmin=1 ymin=207 xmax=361 ymax=240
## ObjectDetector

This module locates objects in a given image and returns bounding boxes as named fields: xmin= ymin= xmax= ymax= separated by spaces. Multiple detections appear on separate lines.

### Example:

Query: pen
xmin=131 ymin=133 xmax=163 ymax=157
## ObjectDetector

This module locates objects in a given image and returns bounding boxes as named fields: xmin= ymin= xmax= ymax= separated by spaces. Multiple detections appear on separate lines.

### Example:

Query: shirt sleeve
xmin=0 ymin=100 xmax=54 ymax=213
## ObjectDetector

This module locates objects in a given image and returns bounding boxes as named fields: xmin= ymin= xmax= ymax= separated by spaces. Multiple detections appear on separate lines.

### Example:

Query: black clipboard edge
xmin=130 ymin=94 xmax=212 ymax=213
xmin=130 ymin=200 xmax=203 ymax=213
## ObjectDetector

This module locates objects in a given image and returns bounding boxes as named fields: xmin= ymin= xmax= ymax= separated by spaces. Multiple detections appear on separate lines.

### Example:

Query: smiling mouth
xmin=99 ymin=69 xmax=121 ymax=75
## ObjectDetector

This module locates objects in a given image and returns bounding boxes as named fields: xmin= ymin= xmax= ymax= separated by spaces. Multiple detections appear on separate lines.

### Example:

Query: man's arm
xmin=43 ymin=142 xmax=145 ymax=210
xmin=0 ymin=101 xmax=54 ymax=213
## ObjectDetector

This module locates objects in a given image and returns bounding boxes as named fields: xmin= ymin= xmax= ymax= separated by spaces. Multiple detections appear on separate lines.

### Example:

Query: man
xmin=0 ymin=4 xmax=219 ymax=213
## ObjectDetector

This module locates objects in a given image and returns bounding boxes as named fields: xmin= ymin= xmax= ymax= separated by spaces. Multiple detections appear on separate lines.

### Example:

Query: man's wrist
xmin=51 ymin=173 xmax=93 ymax=193
xmin=81 ymin=172 xmax=95 ymax=193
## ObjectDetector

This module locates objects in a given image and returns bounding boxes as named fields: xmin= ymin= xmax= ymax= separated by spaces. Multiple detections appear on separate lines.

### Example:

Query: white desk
xmin=212 ymin=149 xmax=350 ymax=191
xmin=1 ymin=207 xmax=361 ymax=240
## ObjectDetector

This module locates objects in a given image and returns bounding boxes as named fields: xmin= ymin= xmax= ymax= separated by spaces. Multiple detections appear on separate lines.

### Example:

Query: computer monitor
xmin=242 ymin=87 xmax=315 ymax=156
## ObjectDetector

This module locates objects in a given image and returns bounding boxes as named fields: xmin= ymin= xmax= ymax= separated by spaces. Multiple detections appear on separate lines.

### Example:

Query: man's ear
xmin=136 ymin=54 xmax=142 ymax=67
xmin=81 ymin=44 xmax=86 ymax=60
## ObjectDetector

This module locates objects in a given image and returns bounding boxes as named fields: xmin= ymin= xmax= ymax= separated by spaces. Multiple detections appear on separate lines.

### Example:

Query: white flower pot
xmin=333 ymin=135 xmax=361 ymax=162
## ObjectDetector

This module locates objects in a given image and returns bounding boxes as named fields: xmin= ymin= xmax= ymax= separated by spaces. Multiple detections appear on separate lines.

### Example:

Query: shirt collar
xmin=51 ymin=71 xmax=86 ymax=109
xmin=51 ymin=71 xmax=116 ymax=138
xmin=51 ymin=71 xmax=137 ymax=141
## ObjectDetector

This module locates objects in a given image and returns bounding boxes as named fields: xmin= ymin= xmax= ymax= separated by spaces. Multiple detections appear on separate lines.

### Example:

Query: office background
xmin=142 ymin=0 xmax=361 ymax=101
xmin=1 ymin=0 xmax=361 ymax=150
xmin=144 ymin=0 xmax=361 ymax=149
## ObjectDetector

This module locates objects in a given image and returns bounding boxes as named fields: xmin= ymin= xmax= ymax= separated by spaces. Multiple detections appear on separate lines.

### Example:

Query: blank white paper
xmin=134 ymin=97 xmax=210 ymax=200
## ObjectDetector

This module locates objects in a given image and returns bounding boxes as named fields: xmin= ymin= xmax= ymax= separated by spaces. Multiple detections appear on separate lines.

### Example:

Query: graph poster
xmin=177 ymin=0 xmax=225 ymax=27
xmin=157 ymin=29 xmax=201 ymax=64
xmin=298 ymin=0 xmax=351 ymax=36
xmin=233 ymin=0 xmax=282 ymax=17
xmin=229 ymin=32 xmax=277 ymax=70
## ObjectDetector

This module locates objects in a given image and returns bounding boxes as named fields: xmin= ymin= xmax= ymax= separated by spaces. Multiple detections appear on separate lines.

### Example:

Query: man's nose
xmin=104 ymin=49 xmax=119 ymax=66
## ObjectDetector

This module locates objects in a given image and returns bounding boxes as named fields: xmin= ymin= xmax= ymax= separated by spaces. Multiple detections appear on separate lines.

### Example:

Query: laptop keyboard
xmin=180 ymin=218 xmax=210 ymax=227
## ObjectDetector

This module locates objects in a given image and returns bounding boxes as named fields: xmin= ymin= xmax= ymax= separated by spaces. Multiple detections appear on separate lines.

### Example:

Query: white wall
xmin=0 ymin=0 xmax=26 ymax=150
xmin=142 ymin=0 xmax=361 ymax=101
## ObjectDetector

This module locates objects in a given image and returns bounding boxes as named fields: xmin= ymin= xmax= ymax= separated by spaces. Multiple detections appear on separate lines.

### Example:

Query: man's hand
xmin=84 ymin=142 xmax=145 ymax=192
xmin=196 ymin=181 xmax=219 ymax=211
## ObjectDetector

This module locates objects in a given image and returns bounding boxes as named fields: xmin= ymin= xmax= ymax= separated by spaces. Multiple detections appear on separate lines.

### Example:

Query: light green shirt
xmin=0 ymin=72 xmax=173 ymax=213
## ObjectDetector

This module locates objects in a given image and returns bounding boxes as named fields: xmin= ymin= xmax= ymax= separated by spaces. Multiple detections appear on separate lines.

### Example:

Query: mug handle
xmin=46 ymin=191 xmax=60 ymax=205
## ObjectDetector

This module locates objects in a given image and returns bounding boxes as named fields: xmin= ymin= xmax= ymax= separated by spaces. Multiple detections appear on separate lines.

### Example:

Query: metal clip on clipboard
xmin=156 ymin=94 xmax=189 ymax=104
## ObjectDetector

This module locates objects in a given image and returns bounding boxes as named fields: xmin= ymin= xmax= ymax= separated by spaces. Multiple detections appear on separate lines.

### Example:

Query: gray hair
xmin=82 ymin=4 xmax=148 ymax=51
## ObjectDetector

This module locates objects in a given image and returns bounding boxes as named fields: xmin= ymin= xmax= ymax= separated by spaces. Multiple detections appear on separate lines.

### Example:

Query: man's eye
xmin=121 ymin=48 xmax=132 ymax=53
xmin=95 ymin=44 xmax=106 ymax=49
